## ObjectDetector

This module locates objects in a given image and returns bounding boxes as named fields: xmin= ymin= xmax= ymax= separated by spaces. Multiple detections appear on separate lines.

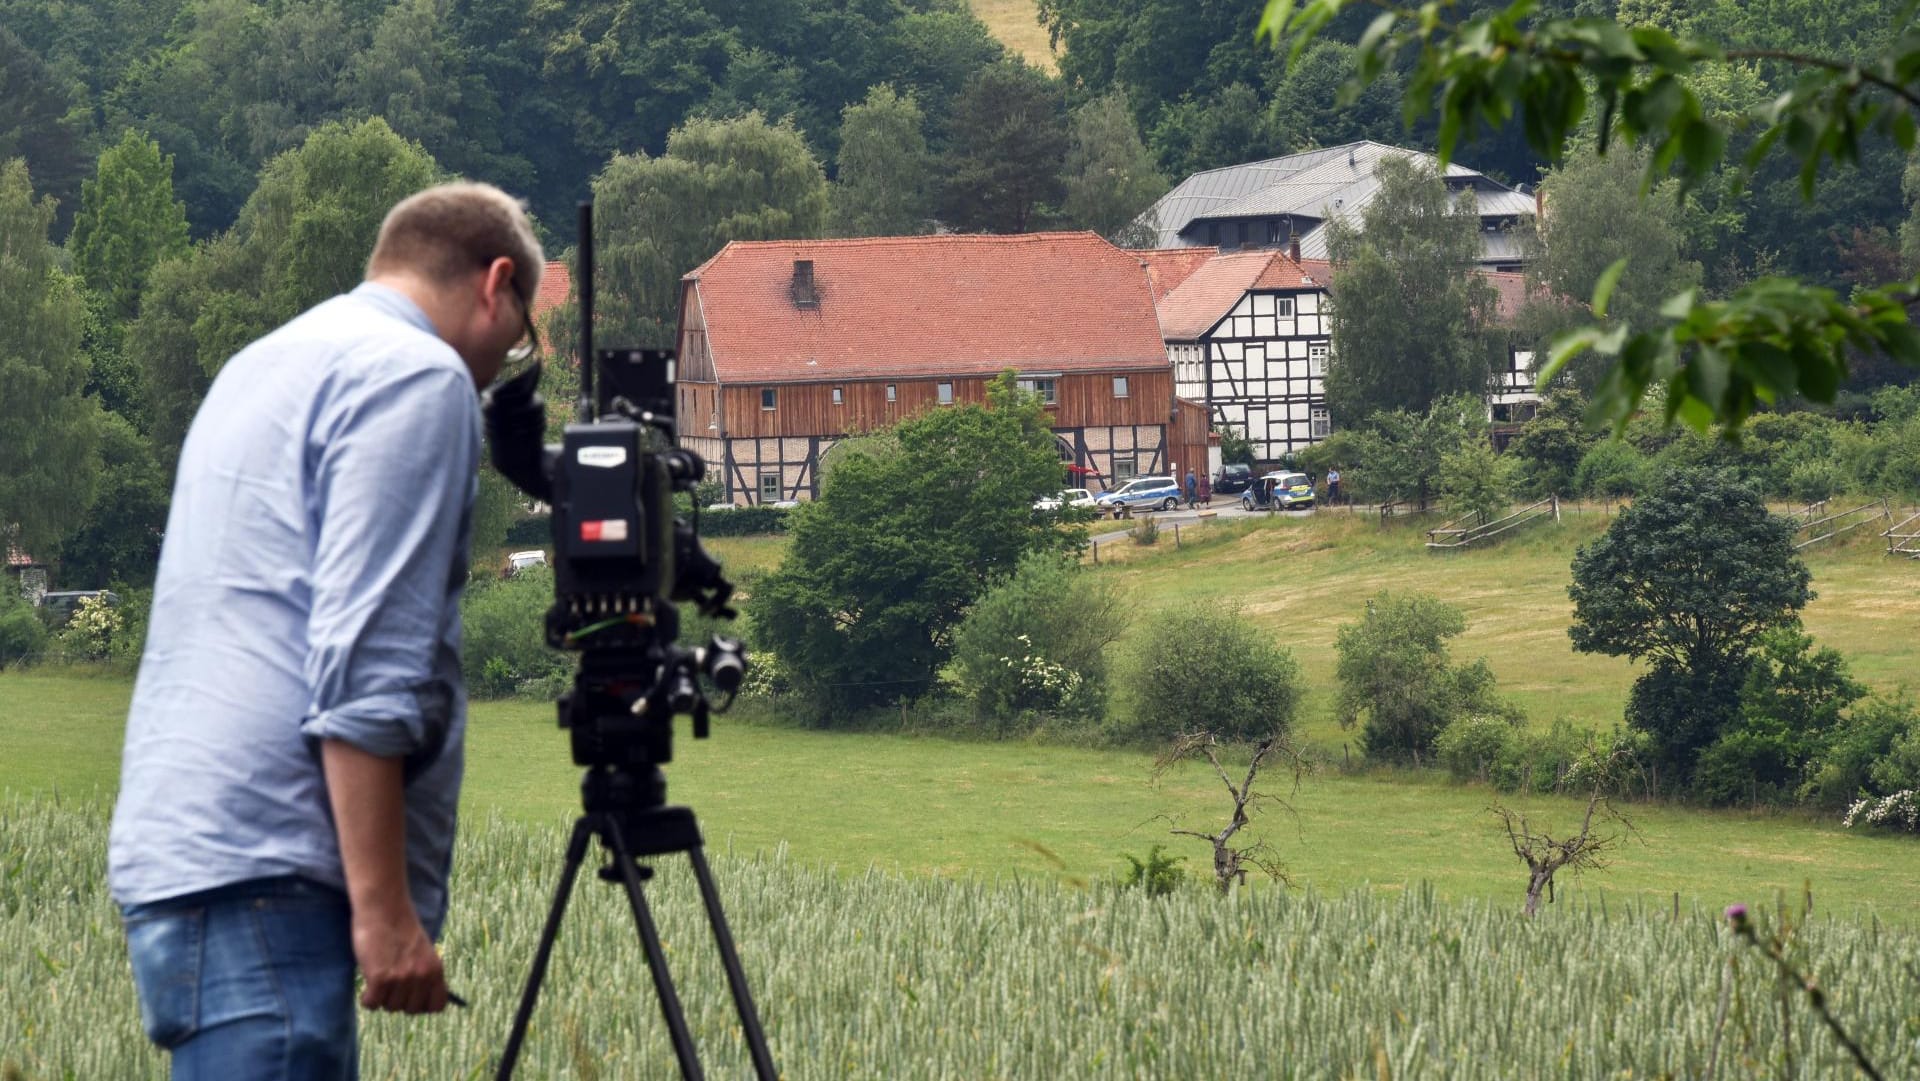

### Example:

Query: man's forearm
xmin=320 ymin=739 xmax=412 ymax=918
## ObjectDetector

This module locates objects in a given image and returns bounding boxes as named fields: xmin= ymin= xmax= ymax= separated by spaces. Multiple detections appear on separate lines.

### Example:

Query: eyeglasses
xmin=505 ymin=277 xmax=540 ymax=366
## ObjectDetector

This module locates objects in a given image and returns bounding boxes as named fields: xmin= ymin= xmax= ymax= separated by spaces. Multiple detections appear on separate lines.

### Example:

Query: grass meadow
xmin=5 ymin=508 xmax=1920 ymax=1076
xmin=966 ymin=0 xmax=1055 ymax=71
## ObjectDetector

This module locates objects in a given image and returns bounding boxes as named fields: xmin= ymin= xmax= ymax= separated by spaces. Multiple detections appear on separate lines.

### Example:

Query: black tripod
xmin=495 ymin=765 xmax=779 ymax=1080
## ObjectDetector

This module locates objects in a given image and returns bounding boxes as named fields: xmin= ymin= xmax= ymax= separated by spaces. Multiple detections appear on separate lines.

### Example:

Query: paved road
xmin=1086 ymin=500 xmax=1321 ymax=545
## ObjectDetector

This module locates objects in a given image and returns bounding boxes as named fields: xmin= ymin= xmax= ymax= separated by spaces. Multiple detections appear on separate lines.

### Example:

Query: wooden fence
xmin=1790 ymin=499 xmax=1890 ymax=550
xmin=1885 ymin=509 xmax=1920 ymax=559
xmin=1426 ymin=496 xmax=1561 ymax=551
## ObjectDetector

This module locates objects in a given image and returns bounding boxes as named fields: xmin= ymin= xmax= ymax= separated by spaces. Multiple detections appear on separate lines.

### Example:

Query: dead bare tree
xmin=1151 ymin=730 xmax=1305 ymax=893
xmin=1492 ymin=744 xmax=1641 ymax=916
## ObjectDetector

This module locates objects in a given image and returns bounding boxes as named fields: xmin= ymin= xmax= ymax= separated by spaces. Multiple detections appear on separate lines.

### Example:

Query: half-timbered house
xmin=1156 ymin=247 xmax=1332 ymax=464
xmin=676 ymin=233 xmax=1209 ymax=504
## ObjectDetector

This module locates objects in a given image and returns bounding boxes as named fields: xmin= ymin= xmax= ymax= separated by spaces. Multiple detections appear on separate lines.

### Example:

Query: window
xmin=1017 ymin=377 xmax=1057 ymax=404
xmin=1275 ymin=297 xmax=1295 ymax=318
xmin=1113 ymin=376 xmax=1130 ymax=398
xmin=758 ymin=473 xmax=781 ymax=502
xmin=761 ymin=388 xmax=777 ymax=410
xmin=831 ymin=386 xmax=844 ymax=405
xmin=1308 ymin=343 xmax=1329 ymax=376
xmin=885 ymin=383 xmax=897 ymax=402
xmin=937 ymin=381 xmax=954 ymax=404
xmin=1113 ymin=459 xmax=1138 ymax=481
xmin=1310 ymin=407 xmax=1330 ymax=439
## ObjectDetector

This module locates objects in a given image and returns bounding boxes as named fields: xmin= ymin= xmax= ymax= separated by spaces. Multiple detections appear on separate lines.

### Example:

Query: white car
xmin=505 ymin=549 xmax=548 ymax=576
xmin=1033 ymin=488 xmax=1096 ymax=511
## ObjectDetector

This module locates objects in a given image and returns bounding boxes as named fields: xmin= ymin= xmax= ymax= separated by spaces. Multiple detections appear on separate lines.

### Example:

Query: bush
xmin=1435 ymin=714 xmax=1520 ymax=783
xmin=0 ymin=586 xmax=47 ymax=668
xmin=461 ymin=566 xmax=572 ymax=698
xmin=695 ymin=504 xmax=792 ymax=537
xmin=1574 ymin=439 xmax=1647 ymax=499
xmin=108 ymin=587 xmax=151 ymax=666
xmin=1434 ymin=715 xmax=1602 ymax=793
xmin=1118 ymin=844 xmax=1186 ymax=896
xmin=55 ymin=595 xmax=124 ymax=661
xmin=949 ymin=553 xmax=1127 ymax=729
xmin=1334 ymin=592 xmax=1516 ymax=763
xmin=1118 ymin=603 xmax=1301 ymax=745
xmin=1801 ymin=696 xmax=1920 ymax=809
xmin=1694 ymin=628 xmax=1864 ymax=807
xmin=1128 ymin=513 xmax=1159 ymax=546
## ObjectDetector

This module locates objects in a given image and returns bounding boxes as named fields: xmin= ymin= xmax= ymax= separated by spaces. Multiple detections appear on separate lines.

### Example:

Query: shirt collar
xmin=351 ymin=282 xmax=439 ymax=337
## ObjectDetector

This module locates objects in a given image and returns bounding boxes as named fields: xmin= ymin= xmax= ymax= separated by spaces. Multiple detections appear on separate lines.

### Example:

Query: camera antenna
xmin=577 ymin=200 xmax=595 ymax=423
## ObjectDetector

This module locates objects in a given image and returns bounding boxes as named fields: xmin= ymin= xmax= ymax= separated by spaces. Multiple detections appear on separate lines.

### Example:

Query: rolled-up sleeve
xmin=299 ymin=363 xmax=479 ymax=758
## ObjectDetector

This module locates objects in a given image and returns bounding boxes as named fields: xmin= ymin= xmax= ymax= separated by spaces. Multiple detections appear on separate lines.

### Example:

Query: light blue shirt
xmin=109 ymin=283 xmax=480 ymax=936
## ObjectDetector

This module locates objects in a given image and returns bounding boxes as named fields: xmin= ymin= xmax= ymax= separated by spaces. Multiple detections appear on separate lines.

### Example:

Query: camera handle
xmin=495 ymin=768 xmax=778 ymax=1081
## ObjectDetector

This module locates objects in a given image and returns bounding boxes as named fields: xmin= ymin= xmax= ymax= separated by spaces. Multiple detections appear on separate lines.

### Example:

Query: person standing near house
xmin=1198 ymin=472 xmax=1212 ymax=507
xmin=108 ymin=182 xmax=543 ymax=1080
xmin=1327 ymin=467 xmax=1343 ymax=505
xmin=1184 ymin=468 xmax=1198 ymax=508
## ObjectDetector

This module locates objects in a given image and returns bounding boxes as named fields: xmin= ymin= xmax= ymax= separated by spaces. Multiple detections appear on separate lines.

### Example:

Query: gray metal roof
xmin=1136 ymin=141 xmax=1534 ymax=264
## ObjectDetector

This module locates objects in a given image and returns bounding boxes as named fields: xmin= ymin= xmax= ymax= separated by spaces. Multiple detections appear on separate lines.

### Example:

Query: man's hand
xmin=351 ymin=901 xmax=449 ymax=1013
xmin=321 ymin=739 xmax=450 ymax=1014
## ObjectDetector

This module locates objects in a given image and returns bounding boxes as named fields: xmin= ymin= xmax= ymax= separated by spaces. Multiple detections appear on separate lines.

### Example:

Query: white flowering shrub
xmin=1843 ymin=791 xmax=1920 ymax=833
xmin=950 ymin=554 xmax=1128 ymax=729
xmin=56 ymin=596 xmax=124 ymax=661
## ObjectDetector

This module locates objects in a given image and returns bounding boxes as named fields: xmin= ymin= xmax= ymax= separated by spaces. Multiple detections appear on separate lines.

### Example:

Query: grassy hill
xmin=1089 ymin=506 xmax=1920 ymax=749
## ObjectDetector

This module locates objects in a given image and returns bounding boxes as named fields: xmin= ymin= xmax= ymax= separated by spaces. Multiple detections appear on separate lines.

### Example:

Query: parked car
xmin=1213 ymin=462 xmax=1254 ymax=494
xmin=1241 ymin=471 xmax=1316 ymax=512
xmin=1033 ymin=488 xmax=1096 ymax=512
xmin=36 ymin=590 xmax=121 ymax=627
xmin=505 ymin=550 xmax=548 ymax=576
xmin=1094 ymin=476 xmax=1181 ymax=515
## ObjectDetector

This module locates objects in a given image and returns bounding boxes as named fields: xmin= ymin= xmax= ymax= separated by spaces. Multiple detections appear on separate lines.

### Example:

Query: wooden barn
xmin=675 ymin=233 xmax=1210 ymax=504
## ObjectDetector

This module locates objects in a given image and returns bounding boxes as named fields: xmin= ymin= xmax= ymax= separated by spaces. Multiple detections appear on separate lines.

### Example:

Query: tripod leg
xmin=604 ymin=816 xmax=705 ymax=1081
xmin=686 ymin=845 xmax=779 ymax=1081
xmin=496 ymin=816 xmax=594 ymax=1081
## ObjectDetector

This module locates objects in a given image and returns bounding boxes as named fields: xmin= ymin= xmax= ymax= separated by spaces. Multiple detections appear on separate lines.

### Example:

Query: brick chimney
xmin=789 ymin=259 xmax=819 ymax=309
xmin=1288 ymin=236 xmax=1301 ymax=264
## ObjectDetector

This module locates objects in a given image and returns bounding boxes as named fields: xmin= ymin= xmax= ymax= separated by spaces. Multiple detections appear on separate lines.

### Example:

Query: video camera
xmin=478 ymin=202 xmax=744 ymax=779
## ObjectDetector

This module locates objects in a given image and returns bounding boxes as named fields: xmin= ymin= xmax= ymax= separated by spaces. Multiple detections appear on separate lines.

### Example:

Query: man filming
xmin=108 ymin=182 xmax=542 ymax=1079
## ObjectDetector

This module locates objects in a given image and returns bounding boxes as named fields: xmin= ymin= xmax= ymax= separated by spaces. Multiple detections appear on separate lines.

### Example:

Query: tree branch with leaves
xmin=1258 ymin=0 xmax=1920 ymax=435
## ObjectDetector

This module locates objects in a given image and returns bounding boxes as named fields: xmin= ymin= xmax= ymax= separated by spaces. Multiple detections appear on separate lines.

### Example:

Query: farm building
xmin=675 ymin=232 xmax=1211 ymax=505
xmin=1135 ymin=140 xmax=1535 ymax=271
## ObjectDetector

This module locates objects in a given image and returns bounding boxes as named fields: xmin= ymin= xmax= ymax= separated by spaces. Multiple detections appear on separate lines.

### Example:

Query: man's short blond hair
xmin=367 ymin=182 xmax=544 ymax=299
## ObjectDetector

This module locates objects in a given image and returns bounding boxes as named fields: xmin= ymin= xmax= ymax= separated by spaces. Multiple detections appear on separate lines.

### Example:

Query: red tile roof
xmin=531 ymin=260 xmax=571 ymax=320
xmin=683 ymin=233 xmax=1170 ymax=382
xmin=1133 ymin=247 xmax=1217 ymax=302
xmin=1478 ymin=269 xmax=1529 ymax=323
xmin=1155 ymin=249 xmax=1320 ymax=341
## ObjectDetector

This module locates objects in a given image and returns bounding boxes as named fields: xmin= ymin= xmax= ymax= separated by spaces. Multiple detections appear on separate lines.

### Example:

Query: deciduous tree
xmin=594 ymin=112 xmax=829 ymax=347
xmin=0 ymin=160 xmax=102 ymax=556
xmin=755 ymin=374 xmax=1075 ymax=714
xmin=129 ymin=118 xmax=441 ymax=456
xmin=830 ymin=85 xmax=933 ymax=238
xmin=71 ymin=129 xmax=191 ymax=322
xmin=1060 ymin=90 xmax=1168 ymax=242
xmin=1568 ymin=468 xmax=1812 ymax=779
xmin=1323 ymin=155 xmax=1501 ymax=424
xmin=0 ymin=28 xmax=90 ymax=238
xmin=1515 ymin=145 xmax=1701 ymax=393
xmin=1334 ymin=591 xmax=1514 ymax=763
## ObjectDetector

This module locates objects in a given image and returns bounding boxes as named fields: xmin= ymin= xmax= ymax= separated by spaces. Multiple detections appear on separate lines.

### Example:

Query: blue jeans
xmin=121 ymin=875 xmax=359 ymax=1081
